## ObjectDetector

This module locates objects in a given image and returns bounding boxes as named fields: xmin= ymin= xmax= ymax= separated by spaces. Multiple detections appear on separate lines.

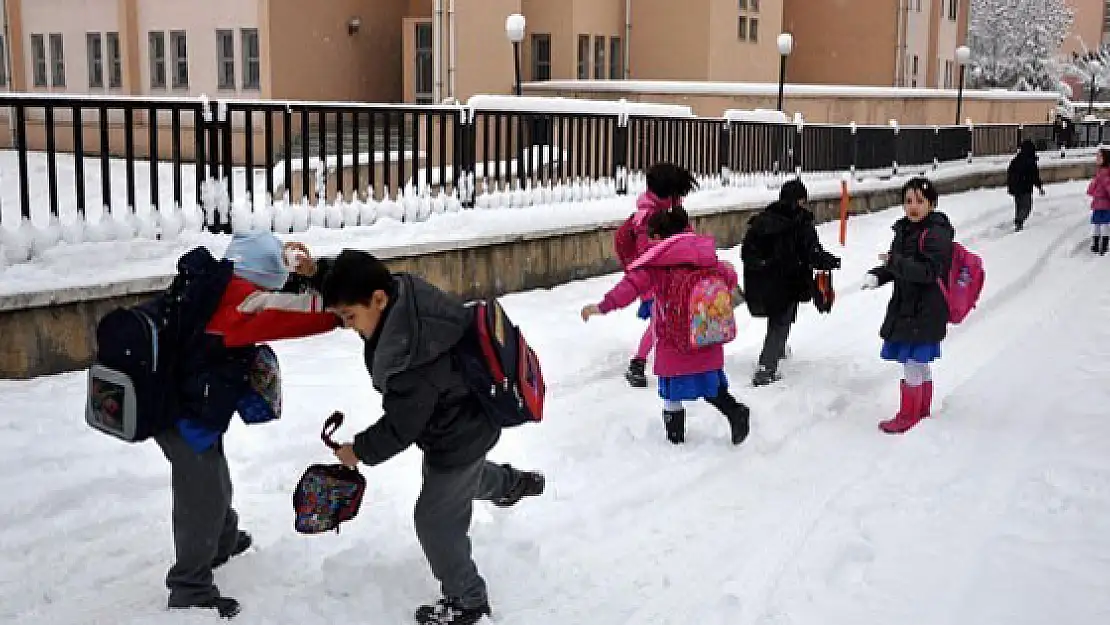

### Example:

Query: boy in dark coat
xmin=740 ymin=179 xmax=840 ymax=386
xmin=1006 ymin=139 xmax=1045 ymax=232
xmin=305 ymin=248 xmax=545 ymax=625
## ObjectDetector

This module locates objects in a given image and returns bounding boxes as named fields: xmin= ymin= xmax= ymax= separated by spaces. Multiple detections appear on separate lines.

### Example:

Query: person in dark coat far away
xmin=740 ymin=179 xmax=841 ymax=386
xmin=1006 ymin=139 xmax=1045 ymax=232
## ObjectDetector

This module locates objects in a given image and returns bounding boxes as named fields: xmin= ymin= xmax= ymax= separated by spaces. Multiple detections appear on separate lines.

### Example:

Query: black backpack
xmin=86 ymin=247 xmax=233 ymax=442
xmin=456 ymin=299 xmax=546 ymax=428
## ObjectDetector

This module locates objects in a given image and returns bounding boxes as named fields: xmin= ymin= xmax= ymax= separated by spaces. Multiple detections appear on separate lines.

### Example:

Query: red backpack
xmin=457 ymin=299 xmax=546 ymax=428
xmin=656 ymin=265 xmax=739 ymax=353
xmin=613 ymin=214 xmax=640 ymax=268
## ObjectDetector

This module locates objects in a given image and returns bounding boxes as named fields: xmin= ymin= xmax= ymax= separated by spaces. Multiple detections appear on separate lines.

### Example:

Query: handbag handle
xmin=321 ymin=411 xmax=344 ymax=450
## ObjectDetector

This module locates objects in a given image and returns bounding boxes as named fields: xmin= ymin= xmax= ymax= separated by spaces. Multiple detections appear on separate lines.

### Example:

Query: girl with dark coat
xmin=862 ymin=177 xmax=954 ymax=434
xmin=741 ymin=179 xmax=840 ymax=386
xmin=1006 ymin=139 xmax=1044 ymax=232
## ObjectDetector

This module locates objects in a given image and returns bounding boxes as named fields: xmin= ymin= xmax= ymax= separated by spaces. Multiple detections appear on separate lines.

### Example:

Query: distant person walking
xmin=1006 ymin=140 xmax=1045 ymax=232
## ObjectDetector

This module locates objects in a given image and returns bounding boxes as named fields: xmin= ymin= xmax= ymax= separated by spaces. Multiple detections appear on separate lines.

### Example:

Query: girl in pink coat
xmin=583 ymin=205 xmax=751 ymax=446
xmin=1087 ymin=147 xmax=1110 ymax=255
xmin=621 ymin=164 xmax=698 ymax=389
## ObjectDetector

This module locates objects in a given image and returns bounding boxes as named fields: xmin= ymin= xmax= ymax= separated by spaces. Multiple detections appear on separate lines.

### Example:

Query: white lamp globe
xmin=777 ymin=33 xmax=794 ymax=56
xmin=505 ymin=14 xmax=526 ymax=43
xmin=956 ymin=45 xmax=971 ymax=65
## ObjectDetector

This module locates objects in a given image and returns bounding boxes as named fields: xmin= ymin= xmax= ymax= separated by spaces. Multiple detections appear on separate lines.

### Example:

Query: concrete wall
xmin=0 ymin=158 xmax=1095 ymax=379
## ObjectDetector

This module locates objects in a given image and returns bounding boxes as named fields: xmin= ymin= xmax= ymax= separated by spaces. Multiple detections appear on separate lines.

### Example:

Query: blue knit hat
xmin=224 ymin=231 xmax=290 ymax=291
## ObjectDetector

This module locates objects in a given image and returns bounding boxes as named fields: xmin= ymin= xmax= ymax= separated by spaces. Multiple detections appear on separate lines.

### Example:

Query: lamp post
xmin=776 ymin=33 xmax=794 ymax=112
xmin=1089 ymin=59 xmax=1102 ymax=117
xmin=955 ymin=45 xmax=971 ymax=125
xmin=505 ymin=13 xmax=526 ymax=96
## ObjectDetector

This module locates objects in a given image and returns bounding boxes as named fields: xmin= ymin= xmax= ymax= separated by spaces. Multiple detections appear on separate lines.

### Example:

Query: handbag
xmin=292 ymin=412 xmax=367 ymax=534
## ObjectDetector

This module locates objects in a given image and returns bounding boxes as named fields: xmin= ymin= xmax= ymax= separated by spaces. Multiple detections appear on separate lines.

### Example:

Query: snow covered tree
xmin=967 ymin=0 xmax=1074 ymax=91
xmin=1057 ymin=42 xmax=1110 ymax=100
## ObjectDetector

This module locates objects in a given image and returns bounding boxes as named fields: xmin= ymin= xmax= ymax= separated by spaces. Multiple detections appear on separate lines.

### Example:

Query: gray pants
xmin=415 ymin=458 xmax=518 ymax=609
xmin=1014 ymin=194 xmax=1033 ymax=227
xmin=758 ymin=303 xmax=798 ymax=370
xmin=155 ymin=429 xmax=240 ymax=606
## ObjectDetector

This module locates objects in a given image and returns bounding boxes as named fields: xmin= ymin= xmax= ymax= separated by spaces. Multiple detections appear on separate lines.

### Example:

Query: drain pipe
xmin=433 ymin=0 xmax=443 ymax=102
xmin=624 ymin=0 xmax=631 ymax=78
xmin=448 ymin=0 xmax=457 ymax=98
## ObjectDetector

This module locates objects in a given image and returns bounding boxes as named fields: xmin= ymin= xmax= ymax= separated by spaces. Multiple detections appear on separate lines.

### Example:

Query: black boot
xmin=662 ymin=409 xmax=685 ymax=444
xmin=493 ymin=467 xmax=545 ymax=508
xmin=625 ymin=358 xmax=648 ymax=388
xmin=752 ymin=365 xmax=781 ymax=387
xmin=1094 ymin=236 xmax=1101 ymax=253
xmin=415 ymin=598 xmax=491 ymax=624
xmin=705 ymin=391 xmax=751 ymax=445
xmin=168 ymin=596 xmax=241 ymax=619
xmin=1101 ymin=236 xmax=1109 ymax=256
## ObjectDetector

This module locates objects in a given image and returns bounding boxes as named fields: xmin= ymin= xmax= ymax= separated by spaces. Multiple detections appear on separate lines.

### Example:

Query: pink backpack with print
xmin=657 ymin=266 xmax=739 ymax=353
xmin=921 ymin=231 xmax=984 ymax=324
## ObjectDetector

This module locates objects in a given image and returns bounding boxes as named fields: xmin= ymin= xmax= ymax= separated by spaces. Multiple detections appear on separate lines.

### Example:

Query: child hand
xmin=283 ymin=242 xmax=317 ymax=277
xmin=580 ymin=304 xmax=602 ymax=321
xmin=334 ymin=444 xmax=360 ymax=468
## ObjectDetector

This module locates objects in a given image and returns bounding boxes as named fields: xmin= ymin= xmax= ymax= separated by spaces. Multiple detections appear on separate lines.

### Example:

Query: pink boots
xmin=879 ymin=380 xmax=934 ymax=434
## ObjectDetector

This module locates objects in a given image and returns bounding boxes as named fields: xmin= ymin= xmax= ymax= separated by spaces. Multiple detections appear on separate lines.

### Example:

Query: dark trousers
xmin=415 ymin=458 xmax=518 ymax=609
xmin=758 ymin=303 xmax=798 ymax=370
xmin=155 ymin=429 xmax=240 ymax=605
xmin=1014 ymin=194 xmax=1033 ymax=227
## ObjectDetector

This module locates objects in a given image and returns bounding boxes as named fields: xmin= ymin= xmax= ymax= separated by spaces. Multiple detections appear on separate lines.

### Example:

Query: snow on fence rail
xmin=0 ymin=90 xmax=1104 ymax=263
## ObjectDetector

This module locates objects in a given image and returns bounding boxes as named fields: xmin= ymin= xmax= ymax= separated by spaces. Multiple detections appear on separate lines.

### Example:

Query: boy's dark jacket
xmin=301 ymin=263 xmax=500 ymax=468
xmin=740 ymin=200 xmax=840 ymax=318
xmin=868 ymin=211 xmax=955 ymax=344
xmin=1006 ymin=141 xmax=1043 ymax=196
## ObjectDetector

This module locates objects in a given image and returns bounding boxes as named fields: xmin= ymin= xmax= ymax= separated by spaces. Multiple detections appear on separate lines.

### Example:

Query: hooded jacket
xmin=740 ymin=200 xmax=840 ymax=318
xmin=869 ymin=211 xmax=955 ymax=345
xmin=599 ymin=233 xmax=738 ymax=377
xmin=352 ymin=273 xmax=501 ymax=469
xmin=1007 ymin=141 xmax=1043 ymax=197
xmin=1088 ymin=167 xmax=1110 ymax=211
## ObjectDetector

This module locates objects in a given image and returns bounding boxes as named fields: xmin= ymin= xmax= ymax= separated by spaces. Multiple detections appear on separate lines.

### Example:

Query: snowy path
xmin=2 ymin=181 xmax=1110 ymax=624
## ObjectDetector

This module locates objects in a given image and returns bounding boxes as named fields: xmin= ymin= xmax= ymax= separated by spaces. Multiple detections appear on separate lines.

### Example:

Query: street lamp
xmin=505 ymin=13 xmax=526 ymax=96
xmin=1089 ymin=59 xmax=1102 ymax=116
xmin=776 ymin=33 xmax=794 ymax=112
xmin=955 ymin=45 xmax=971 ymax=125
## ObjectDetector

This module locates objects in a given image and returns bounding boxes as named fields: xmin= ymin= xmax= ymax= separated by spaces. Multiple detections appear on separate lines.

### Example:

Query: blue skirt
xmin=881 ymin=341 xmax=941 ymax=364
xmin=637 ymin=299 xmax=654 ymax=320
xmin=1092 ymin=210 xmax=1110 ymax=225
xmin=658 ymin=369 xmax=728 ymax=402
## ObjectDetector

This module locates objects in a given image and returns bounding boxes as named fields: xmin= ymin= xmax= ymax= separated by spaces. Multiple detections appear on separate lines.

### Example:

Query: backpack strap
xmin=474 ymin=303 xmax=508 ymax=387
xmin=321 ymin=411 xmax=344 ymax=450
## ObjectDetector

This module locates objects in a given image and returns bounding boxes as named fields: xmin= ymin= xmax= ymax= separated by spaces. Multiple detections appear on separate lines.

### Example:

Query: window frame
xmin=241 ymin=28 xmax=261 ymax=90
xmin=149 ymin=31 xmax=166 ymax=89
xmin=531 ymin=33 xmax=551 ymax=81
xmin=86 ymin=33 xmax=103 ymax=89
xmin=170 ymin=30 xmax=188 ymax=89
xmin=49 ymin=33 xmax=65 ymax=88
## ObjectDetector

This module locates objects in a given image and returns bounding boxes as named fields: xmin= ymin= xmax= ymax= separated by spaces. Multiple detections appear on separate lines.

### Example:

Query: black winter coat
xmin=350 ymin=273 xmax=500 ymax=469
xmin=1007 ymin=149 xmax=1043 ymax=196
xmin=869 ymin=211 xmax=954 ymax=345
xmin=741 ymin=201 xmax=840 ymax=318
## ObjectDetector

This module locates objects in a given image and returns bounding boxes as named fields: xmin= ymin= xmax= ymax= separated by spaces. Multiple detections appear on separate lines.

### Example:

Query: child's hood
xmin=636 ymin=190 xmax=674 ymax=216
xmin=629 ymin=233 xmax=720 ymax=270
xmin=223 ymin=231 xmax=289 ymax=291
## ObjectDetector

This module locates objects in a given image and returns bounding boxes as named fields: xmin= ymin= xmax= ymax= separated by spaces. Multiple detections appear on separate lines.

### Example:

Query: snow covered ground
xmin=2 ymin=180 xmax=1109 ymax=625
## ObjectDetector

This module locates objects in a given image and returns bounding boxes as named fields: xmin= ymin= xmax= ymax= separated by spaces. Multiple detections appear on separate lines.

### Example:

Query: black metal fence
xmin=0 ymin=92 xmax=1102 ymax=234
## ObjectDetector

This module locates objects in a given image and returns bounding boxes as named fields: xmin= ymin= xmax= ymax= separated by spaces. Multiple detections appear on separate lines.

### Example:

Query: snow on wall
xmin=524 ymin=80 xmax=1062 ymax=101
xmin=724 ymin=109 xmax=791 ymax=123
xmin=467 ymin=95 xmax=694 ymax=118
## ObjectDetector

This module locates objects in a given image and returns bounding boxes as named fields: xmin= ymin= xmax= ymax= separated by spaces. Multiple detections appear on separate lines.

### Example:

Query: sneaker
xmin=625 ymin=358 xmax=648 ymax=388
xmin=415 ymin=598 xmax=491 ymax=624
xmin=168 ymin=596 xmax=241 ymax=619
xmin=493 ymin=468 xmax=545 ymax=508
xmin=212 ymin=531 xmax=252 ymax=569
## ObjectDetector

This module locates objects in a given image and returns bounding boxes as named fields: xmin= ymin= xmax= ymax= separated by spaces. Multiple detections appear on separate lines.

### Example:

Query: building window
xmin=216 ymin=30 xmax=234 ymax=89
xmin=170 ymin=30 xmax=188 ymax=88
xmin=531 ymin=33 xmax=551 ymax=81
xmin=948 ymin=0 xmax=958 ymax=20
xmin=738 ymin=0 xmax=758 ymax=42
xmin=609 ymin=36 xmax=622 ymax=79
xmin=0 ymin=35 xmax=8 ymax=87
xmin=593 ymin=36 xmax=605 ymax=80
xmin=916 ymin=0 xmax=922 ymax=10
xmin=241 ymin=29 xmax=260 ymax=90
xmin=86 ymin=33 xmax=103 ymax=88
xmin=31 ymin=35 xmax=46 ymax=87
xmin=414 ymin=22 xmax=433 ymax=103
xmin=107 ymin=32 xmax=121 ymax=88
xmin=750 ymin=18 xmax=760 ymax=41
xmin=149 ymin=32 xmax=166 ymax=88
xmin=49 ymin=34 xmax=65 ymax=88
xmin=577 ymin=35 xmax=589 ymax=79
xmin=912 ymin=54 xmax=919 ymax=88
xmin=738 ymin=16 xmax=748 ymax=40
xmin=945 ymin=60 xmax=954 ymax=88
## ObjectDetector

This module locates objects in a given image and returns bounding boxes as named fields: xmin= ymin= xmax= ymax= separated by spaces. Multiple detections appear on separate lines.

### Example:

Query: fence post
xmin=718 ymin=119 xmax=731 ymax=187
xmin=792 ymin=113 xmax=803 ymax=175
xmin=613 ymin=110 xmax=630 ymax=195
xmin=933 ymin=126 xmax=940 ymax=170
xmin=1101 ymin=120 xmax=1106 ymax=147
xmin=966 ymin=121 xmax=974 ymax=164
xmin=457 ymin=106 xmax=477 ymax=208
xmin=849 ymin=121 xmax=858 ymax=179
xmin=890 ymin=119 xmax=899 ymax=177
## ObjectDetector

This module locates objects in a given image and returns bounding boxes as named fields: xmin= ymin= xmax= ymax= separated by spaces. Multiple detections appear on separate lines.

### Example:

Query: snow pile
xmin=724 ymin=109 xmax=790 ymax=124
xmin=2 ymin=182 xmax=1110 ymax=624
xmin=468 ymin=95 xmax=694 ymax=118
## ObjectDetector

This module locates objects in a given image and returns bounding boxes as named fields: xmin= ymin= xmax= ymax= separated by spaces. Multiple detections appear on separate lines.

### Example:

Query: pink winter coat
xmin=599 ymin=233 xmax=738 ymax=378
xmin=631 ymin=191 xmax=673 ymax=259
xmin=1088 ymin=168 xmax=1110 ymax=211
